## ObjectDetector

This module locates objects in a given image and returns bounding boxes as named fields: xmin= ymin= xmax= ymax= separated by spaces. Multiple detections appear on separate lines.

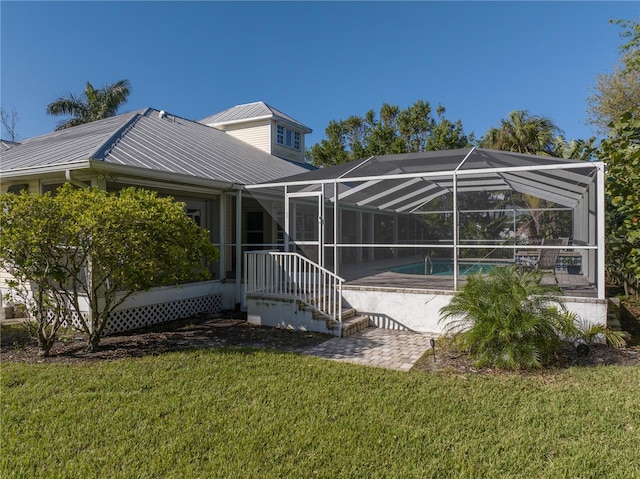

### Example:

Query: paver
xmin=303 ymin=328 xmax=434 ymax=371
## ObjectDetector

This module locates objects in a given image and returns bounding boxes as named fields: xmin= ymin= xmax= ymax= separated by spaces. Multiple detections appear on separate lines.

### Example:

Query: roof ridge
xmin=89 ymin=109 xmax=150 ymax=160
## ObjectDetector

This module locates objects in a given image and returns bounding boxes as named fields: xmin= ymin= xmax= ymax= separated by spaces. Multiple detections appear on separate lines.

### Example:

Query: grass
xmin=3 ymin=348 xmax=640 ymax=478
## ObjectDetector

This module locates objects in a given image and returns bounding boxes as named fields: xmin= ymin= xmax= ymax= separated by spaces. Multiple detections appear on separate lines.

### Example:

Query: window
xmin=276 ymin=125 xmax=284 ymax=145
xmin=276 ymin=124 xmax=301 ymax=151
xmin=246 ymin=211 xmax=264 ymax=245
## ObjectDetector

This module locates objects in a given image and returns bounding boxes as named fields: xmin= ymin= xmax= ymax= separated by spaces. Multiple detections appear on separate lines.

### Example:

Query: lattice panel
xmin=104 ymin=294 xmax=223 ymax=335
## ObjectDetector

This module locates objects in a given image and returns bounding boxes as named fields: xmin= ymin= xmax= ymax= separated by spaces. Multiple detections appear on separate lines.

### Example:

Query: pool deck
xmin=339 ymin=257 xmax=597 ymax=298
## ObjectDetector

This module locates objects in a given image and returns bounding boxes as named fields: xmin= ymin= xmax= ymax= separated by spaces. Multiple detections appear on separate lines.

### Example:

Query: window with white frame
xmin=276 ymin=124 xmax=301 ymax=151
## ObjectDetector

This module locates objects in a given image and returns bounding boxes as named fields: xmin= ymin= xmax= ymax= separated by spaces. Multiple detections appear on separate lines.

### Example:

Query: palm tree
xmin=440 ymin=266 xmax=568 ymax=369
xmin=46 ymin=79 xmax=132 ymax=130
xmin=551 ymin=136 xmax=597 ymax=161
xmin=480 ymin=110 xmax=560 ymax=155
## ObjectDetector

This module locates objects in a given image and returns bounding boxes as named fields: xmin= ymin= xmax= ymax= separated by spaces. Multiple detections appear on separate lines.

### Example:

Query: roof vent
xmin=159 ymin=110 xmax=167 ymax=119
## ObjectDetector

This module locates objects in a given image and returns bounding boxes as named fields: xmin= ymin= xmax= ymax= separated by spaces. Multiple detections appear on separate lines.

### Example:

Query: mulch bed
xmin=0 ymin=312 xmax=331 ymax=365
xmin=2 ymin=310 xmax=639 ymax=372
xmin=413 ymin=339 xmax=640 ymax=375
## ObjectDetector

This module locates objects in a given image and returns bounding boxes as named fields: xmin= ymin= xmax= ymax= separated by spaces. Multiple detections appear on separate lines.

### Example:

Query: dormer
xmin=200 ymin=101 xmax=312 ymax=163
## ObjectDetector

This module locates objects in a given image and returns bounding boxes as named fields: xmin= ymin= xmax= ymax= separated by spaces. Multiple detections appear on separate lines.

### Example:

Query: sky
xmin=1 ymin=1 xmax=638 ymax=149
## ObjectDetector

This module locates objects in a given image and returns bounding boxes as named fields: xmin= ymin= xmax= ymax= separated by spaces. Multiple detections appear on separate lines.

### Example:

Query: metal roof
xmin=248 ymin=147 xmax=603 ymax=210
xmin=1 ymin=108 xmax=313 ymax=186
xmin=199 ymin=101 xmax=312 ymax=133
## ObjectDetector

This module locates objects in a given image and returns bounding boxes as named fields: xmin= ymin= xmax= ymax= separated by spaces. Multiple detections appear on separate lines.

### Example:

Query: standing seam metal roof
xmin=199 ymin=101 xmax=312 ymax=133
xmin=1 ymin=108 xmax=313 ymax=185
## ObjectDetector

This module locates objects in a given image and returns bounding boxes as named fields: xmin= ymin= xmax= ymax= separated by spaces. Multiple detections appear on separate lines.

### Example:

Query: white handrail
xmin=244 ymin=251 xmax=344 ymax=332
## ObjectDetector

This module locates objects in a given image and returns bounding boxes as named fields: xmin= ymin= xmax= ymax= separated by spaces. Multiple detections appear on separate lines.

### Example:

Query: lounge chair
xmin=536 ymin=237 xmax=569 ymax=271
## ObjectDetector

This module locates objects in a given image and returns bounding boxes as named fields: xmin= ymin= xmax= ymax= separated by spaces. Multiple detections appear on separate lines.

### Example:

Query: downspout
xmin=235 ymin=186 xmax=243 ymax=309
xmin=65 ymin=170 xmax=90 ymax=189
xmin=596 ymin=163 xmax=606 ymax=300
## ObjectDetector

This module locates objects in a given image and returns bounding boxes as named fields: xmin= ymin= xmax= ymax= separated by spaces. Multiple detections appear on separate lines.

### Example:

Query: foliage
xmin=597 ymin=112 xmax=640 ymax=296
xmin=587 ymin=19 xmax=640 ymax=134
xmin=306 ymin=100 xmax=475 ymax=167
xmin=479 ymin=110 xmax=561 ymax=155
xmin=576 ymin=319 xmax=627 ymax=349
xmin=0 ymin=184 xmax=219 ymax=351
xmin=46 ymin=79 xmax=131 ymax=130
xmin=3 ymin=350 xmax=640 ymax=478
xmin=551 ymin=136 xmax=598 ymax=161
xmin=440 ymin=266 xmax=569 ymax=369
xmin=478 ymin=111 xmax=587 ymax=241
xmin=0 ymin=193 xmax=73 ymax=356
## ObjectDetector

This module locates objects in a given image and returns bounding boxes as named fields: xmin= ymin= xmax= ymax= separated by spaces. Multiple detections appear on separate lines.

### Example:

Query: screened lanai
xmin=245 ymin=147 xmax=606 ymax=299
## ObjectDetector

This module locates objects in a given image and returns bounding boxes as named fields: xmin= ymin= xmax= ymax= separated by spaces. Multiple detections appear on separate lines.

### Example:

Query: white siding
xmin=271 ymin=123 xmax=306 ymax=163
xmin=214 ymin=120 xmax=271 ymax=154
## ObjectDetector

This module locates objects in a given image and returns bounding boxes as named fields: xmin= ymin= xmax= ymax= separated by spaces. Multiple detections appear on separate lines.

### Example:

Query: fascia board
xmin=90 ymin=161 xmax=237 ymax=190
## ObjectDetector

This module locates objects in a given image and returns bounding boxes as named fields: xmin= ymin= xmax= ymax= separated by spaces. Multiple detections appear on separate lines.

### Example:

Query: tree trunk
xmin=36 ymin=333 xmax=54 ymax=357
xmin=87 ymin=334 xmax=101 ymax=352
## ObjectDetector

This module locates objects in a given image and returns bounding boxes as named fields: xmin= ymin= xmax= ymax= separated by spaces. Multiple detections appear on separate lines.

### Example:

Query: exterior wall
xmin=206 ymin=118 xmax=307 ymax=163
xmin=342 ymin=287 xmax=607 ymax=335
xmin=271 ymin=122 xmax=306 ymax=163
xmin=214 ymin=120 xmax=271 ymax=154
xmin=1 ymin=179 xmax=40 ymax=194
xmin=246 ymin=295 xmax=338 ymax=335
xmin=104 ymin=280 xmax=232 ymax=334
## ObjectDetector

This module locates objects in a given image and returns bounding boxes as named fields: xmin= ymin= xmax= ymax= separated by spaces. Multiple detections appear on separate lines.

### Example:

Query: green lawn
xmin=2 ymin=348 xmax=640 ymax=478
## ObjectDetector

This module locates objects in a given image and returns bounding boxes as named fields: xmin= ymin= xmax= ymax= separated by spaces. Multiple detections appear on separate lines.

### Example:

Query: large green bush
xmin=0 ymin=184 xmax=219 ymax=354
xmin=598 ymin=112 xmax=640 ymax=297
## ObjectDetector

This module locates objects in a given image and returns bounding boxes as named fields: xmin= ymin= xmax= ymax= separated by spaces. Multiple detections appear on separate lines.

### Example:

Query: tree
xmin=479 ymin=110 xmax=561 ymax=155
xmin=46 ymin=79 xmax=132 ymax=130
xmin=586 ymin=19 xmax=640 ymax=135
xmin=306 ymin=100 xmax=475 ymax=167
xmin=551 ymin=136 xmax=597 ymax=161
xmin=1 ymin=106 xmax=20 ymax=141
xmin=1 ymin=193 xmax=72 ymax=356
xmin=0 ymin=184 xmax=219 ymax=353
xmin=597 ymin=112 xmax=640 ymax=297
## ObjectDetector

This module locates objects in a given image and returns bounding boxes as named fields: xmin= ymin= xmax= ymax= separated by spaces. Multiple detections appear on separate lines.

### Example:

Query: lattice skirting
xmin=104 ymin=294 xmax=223 ymax=335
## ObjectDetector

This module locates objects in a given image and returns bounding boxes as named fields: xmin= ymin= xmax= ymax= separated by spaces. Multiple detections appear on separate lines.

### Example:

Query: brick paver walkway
xmin=302 ymin=328 xmax=435 ymax=371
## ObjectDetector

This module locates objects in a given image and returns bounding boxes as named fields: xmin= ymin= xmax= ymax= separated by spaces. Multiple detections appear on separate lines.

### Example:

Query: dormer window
xmin=276 ymin=124 xmax=301 ymax=151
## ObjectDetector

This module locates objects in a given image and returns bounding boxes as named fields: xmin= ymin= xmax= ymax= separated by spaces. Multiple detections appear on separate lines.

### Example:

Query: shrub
xmin=439 ymin=266 xmax=567 ymax=369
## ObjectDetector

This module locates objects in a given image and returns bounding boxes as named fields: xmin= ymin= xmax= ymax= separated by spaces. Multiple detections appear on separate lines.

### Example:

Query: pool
xmin=389 ymin=259 xmax=512 ymax=276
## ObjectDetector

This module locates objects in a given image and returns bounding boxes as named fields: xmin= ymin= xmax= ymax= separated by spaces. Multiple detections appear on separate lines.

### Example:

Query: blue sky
xmin=1 ymin=1 xmax=638 ymax=148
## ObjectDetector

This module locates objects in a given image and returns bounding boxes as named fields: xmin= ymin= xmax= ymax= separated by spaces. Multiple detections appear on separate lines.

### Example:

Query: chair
xmin=536 ymin=237 xmax=569 ymax=271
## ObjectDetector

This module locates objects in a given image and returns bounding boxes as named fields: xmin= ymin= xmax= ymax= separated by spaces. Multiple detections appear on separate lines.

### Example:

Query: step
xmin=328 ymin=315 xmax=371 ymax=337
xmin=310 ymin=306 xmax=356 ymax=321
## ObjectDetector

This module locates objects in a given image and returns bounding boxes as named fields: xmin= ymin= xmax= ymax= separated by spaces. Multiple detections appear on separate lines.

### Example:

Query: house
xmin=200 ymin=101 xmax=312 ymax=164
xmin=1 ymin=105 xmax=313 ymax=333
xmin=1 ymin=105 xmax=609 ymax=337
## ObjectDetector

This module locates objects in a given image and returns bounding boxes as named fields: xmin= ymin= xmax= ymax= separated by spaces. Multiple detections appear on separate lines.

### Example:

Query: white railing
xmin=244 ymin=251 xmax=344 ymax=327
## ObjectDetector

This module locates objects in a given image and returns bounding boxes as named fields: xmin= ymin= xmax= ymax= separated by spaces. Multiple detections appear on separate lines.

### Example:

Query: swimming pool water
xmin=389 ymin=260 xmax=511 ymax=276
